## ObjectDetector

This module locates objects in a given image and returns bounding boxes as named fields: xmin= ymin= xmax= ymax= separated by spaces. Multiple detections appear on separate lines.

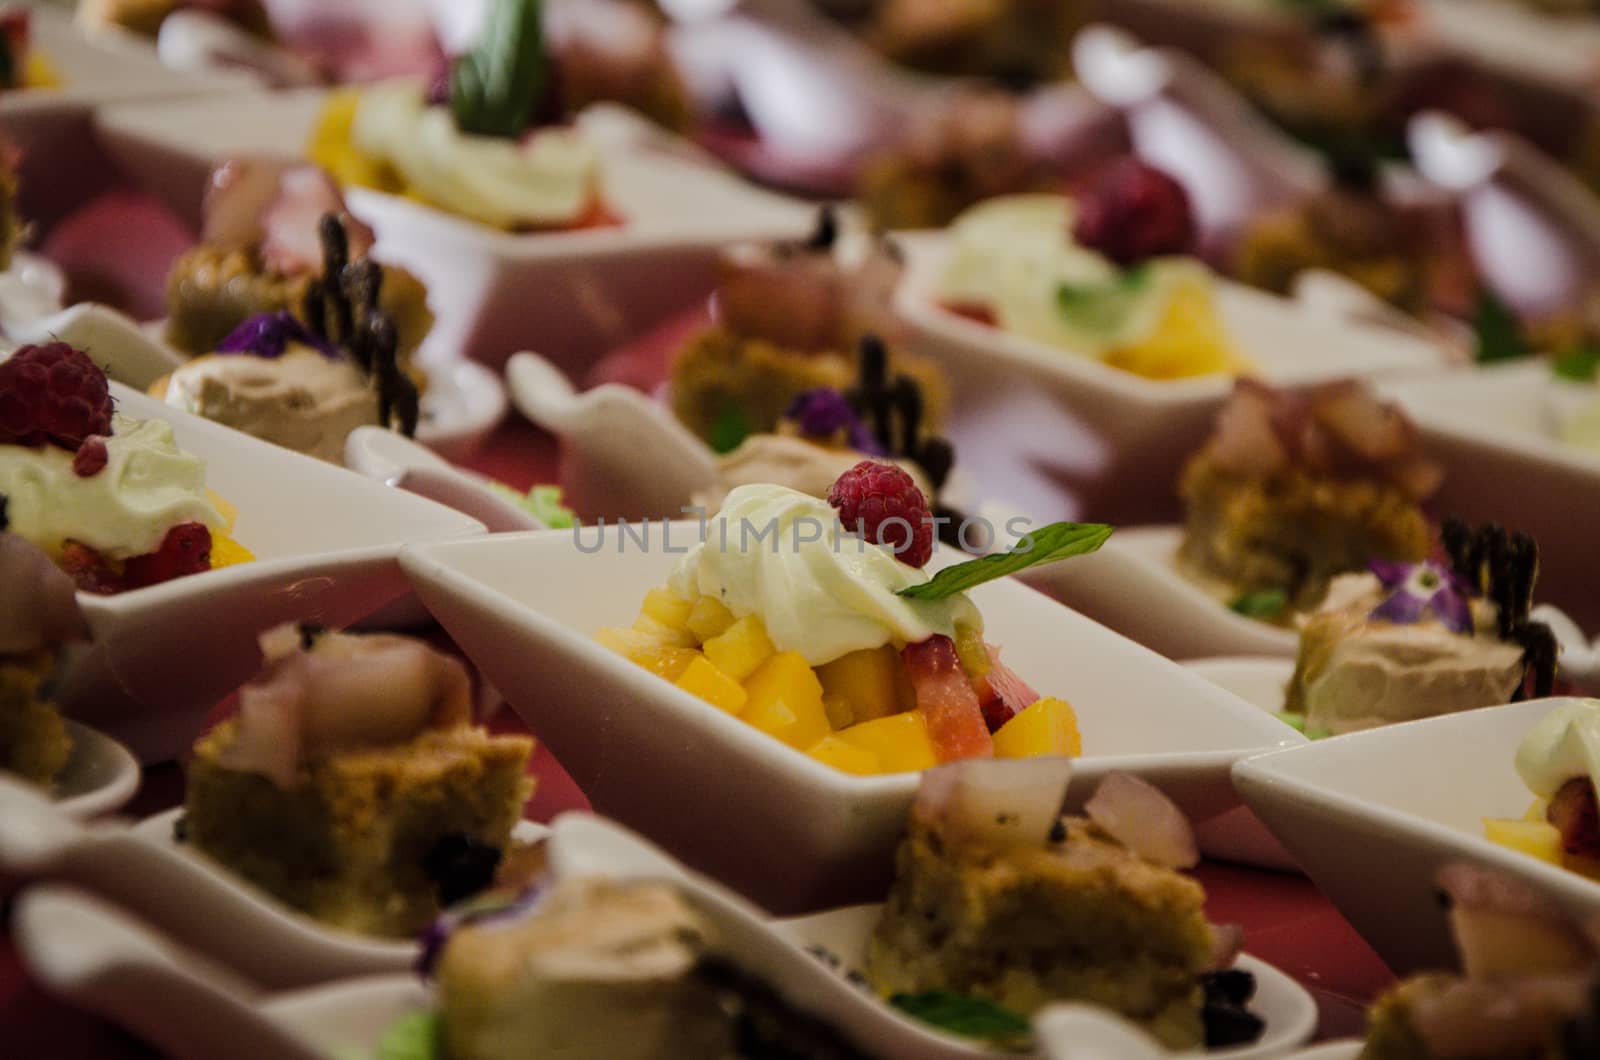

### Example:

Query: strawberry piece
xmin=973 ymin=646 xmax=1039 ymax=733
xmin=1548 ymin=778 xmax=1600 ymax=859
xmin=122 ymin=523 xmax=214 ymax=590
xmin=902 ymin=635 xmax=994 ymax=762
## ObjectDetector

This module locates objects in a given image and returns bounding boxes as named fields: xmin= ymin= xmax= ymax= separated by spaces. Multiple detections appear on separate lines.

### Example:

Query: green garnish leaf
xmin=486 ymin=482 xmax=578 ymax=529
xmin=1472 ymin=292 xmax=1530 ymax=365
xmin=1553 ymin=343 xmax=1600 ymax=382
xmin=708 ymin=404 xmax=752 ymax=455
xmin=1274 ymin=711 xmax=1331 ymax=740
xmin=890 ymin=992 xmax=1031 ymax=1044
xmin=450 ymin=0 xmax=547 ymax=139
xmin=897 ymin=522 xmax=1113 ymax=601
xmin=1230 ymin=588 xmax=1289 ymax=619
xmin=374 ymin=1010 xmax=442 ymax=1060
xmin=1056 ymin=264 xmax=1151 ymax=335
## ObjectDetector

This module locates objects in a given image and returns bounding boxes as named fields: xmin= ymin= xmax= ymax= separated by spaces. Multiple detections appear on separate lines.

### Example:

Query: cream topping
xmin=0 ymin=413 xmax=224 ymax=560
xmin=162 ymin=346 xmax=380 ymax=464
xmin=1515 ymin=699 xmax=1600 ymax=800
xmin=350 ymin=81 xmax=599 ymax=229
xmin=668 ymin=483 xmax=980 ymax=666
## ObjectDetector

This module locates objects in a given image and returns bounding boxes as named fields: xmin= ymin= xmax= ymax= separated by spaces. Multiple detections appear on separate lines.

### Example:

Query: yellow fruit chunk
xmin=675 ymin=656 xmax=747 ymax=715
xmin=742 ymin=651 xmax=829 ymax=750
xmin=823 ymin=693 xmax=854 ymax=731
xmin=686 ymin=596 xmax=736 ymax=642
xmin=209 ymin=532 xmax=254 ymax=570
xmin=806 ymin=736 xmax=881 ymax=776
xmin=817 ymin=646 xmax=907 ymax=725
xmin=1483 ymin=818 xmax=1563 ymax=865
xmin=1524 ymin=798 xmax=1550 ymax=823
xmin=305 ymin=89 xmax=405 ymax=194
xmin=640 ymin=587 xmax=694 ymax=631
xmin=1104 ymin=273 xmax=1251 ymax=380
xmin=837 ymin=712 xmax=938 ymax=773
xmin=952 ymin=625 xmax=991 ymax=680
xmin=631 ymin=614 xmax=696 ymax=648
xmin=703 ymin=615 xmax=776 ymax=682
xmin=993 ymin=697 xmax=1082 ymax=759
xmin=595 ymin=628 xmax=698 ymax=680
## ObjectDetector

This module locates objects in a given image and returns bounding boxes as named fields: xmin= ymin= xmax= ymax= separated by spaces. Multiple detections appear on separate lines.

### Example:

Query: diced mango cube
xmin=1484 ymin=818 xmax=1563 ymax=865
xmin=675 ymin=656 xmax=748 ymax=715
xmin=640 ymin=587 xmax=695 ymax=631
xmin=837 ymin=712 xmax=938 ymax=773
xmin=703 ymin=615 xmax=776 ymax=682
xmin=823 ymin=693 xmax=854 ymax=731
xmin=632 ymin=614 xmax=697 ymax=648
xmin=1525 ymin=798 xmax=1550 ymax=823
xmin=817 ymin=646 xmax=906 ymax=724
xmin=686 ymin=596 xmax=737 ymax=643
xmin=993 ymin=697 xmax=1082 ymax=759
xmin=953 ymin=625 xmax=992 ymax=680
xmin=595 ymin=628 xmax=699 ymax=680
xmin=742 ymin=651 xmax=829 ymax=750
xmin=806 ymin=736 xmax=881 ymax=776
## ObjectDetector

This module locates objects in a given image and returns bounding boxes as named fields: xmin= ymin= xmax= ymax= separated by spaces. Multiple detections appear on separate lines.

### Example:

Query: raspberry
xmin=826 ymin=460 xmax=934 ymax=568
xmin=1072 ymin=157 xmax=1196 ymax=267
xmin=122 ymin=522 xmax=213 ymax=590
xmin=0 ymin=342 xmax=114 ymax=450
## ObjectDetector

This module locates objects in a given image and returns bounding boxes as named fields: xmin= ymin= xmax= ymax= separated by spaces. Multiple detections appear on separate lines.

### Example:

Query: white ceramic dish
xmin=893 ymin=233 xmax=1450 ymax=524
xmin=0 ymin=250 xmax=66 ymax=331
xmin=14 ymin=304 xmax=508 ymax=462
xmin=48 ymin=382 xmax=485 ymax=763
xmin=15 ymin=812 xmax=1316 ymax=1060
xmin=1234 ymin=696 xmax=1600 ymax=976
xmin=400 ymin=527 xmax=1301 ymax=912
xmin=51 ymin=720 xmax=141 ymax=820
xmin=1381 ymin=360 xmax=1600 ymax=630
xmin=1024 ymin=526 xmax=1298 ymax=660
xmin=342 ymin=425 xmax=546 ymax=535
xmin=93 ymin=90 xmax=818 ymax=374
xmin=1184 ymin=658 xmax=1294 ymax=718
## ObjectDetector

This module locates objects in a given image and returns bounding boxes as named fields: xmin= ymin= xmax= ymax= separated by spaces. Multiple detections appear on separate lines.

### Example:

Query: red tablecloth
xmin=0 ymin=194 xmax=1394 ymax=1056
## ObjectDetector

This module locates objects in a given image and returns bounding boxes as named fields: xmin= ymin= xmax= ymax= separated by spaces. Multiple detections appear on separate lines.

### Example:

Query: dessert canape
xmin=1284 ymin=519 xmax=1559 ymax=736
xmin=1486 ymin=697 xmax=1600 ymax=882
xmin=164 ymin=157 xmax=433 ymax=360
xmin=1354 ymin=863 xmax=1600 ymax=1059
xmin=306 ymin=0 xmax=646 ymax=233
xmin=152 ymin=214 xmax=422 ymax=463
xmin=935 ymin=159 xmax=1250 ymax=380
xmin=0 ymin=494 xmax=88 ymax=786
xmin=181 ymin=623 xmax=535 ymax=938
xmin=1179 ymin=378 xmax=1441 ymax=620
xmin=598 ymin=463 xmax=1110 ymax=776
xmin=387 ymin=876 xmax=873 ymax=1060
xmin=869 ymin=759 xmax=1263 ymax=1051
xmin=672 ymin=210 xmax=946 ymax=448
xmin=0 ymin=342 xmax=251 ymax=594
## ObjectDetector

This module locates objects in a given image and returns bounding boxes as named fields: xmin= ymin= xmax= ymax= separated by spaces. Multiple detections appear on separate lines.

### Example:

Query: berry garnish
xmin=0 ymin=342 xmax=114 ymax=450
xmin=827 ymin=460 xmax=934 ymax=568
xmin=121 ymin=522 xmax=214 ymax=590
xmin=73 ymin=437 xmax=109 ymax=478
xmin=1072 ymin=157 xmax=1196 ymax=267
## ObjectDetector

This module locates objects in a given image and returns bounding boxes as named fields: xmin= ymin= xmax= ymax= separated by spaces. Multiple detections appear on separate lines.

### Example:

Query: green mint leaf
xmin=486 ymin=482 xmax=578 ymax=528
xmin=1056 ymin=264 xmax=1150 ymax=335
xmin=708 ymin=404 xmax=752 ymax=455
xmin=1552 ymin=343 xmax=1600 ymax=383
xmin=890 ymin=992 xmax=1031 ymax=1044
xmin=897 ymin=522 xmax=1113 ymax=601
xmin=1230 ymin=588 xmax=1289 ymax=619
xmin=1274 ymin=712 xmax=1331 ymax=740
xmin=451 ymin=0 xmax=546 ymax=139
xmin=375 ymin=1010 xmax=442 ymax=1060
xmin=1472 ymin=292 xmax=1529 ymax=365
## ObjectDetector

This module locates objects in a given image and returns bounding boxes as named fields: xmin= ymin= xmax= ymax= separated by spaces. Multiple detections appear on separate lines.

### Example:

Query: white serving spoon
xmin=50 ymin=721 xmax=142 ymax=820
xmin=343 ymin=425 xmax=546 ymax=533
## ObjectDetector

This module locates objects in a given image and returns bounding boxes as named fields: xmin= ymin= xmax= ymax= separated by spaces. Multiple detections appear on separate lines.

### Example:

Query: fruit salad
xmin=936 ymin=159 xmax=1250 ymax=380
xmin=306 ymin=0 xmax=628 ymax=232
xmin=1485 ymin=699 xmax=1600 ymax=883
xmin=597 ymin=463 xmax=1105 ymax=776
xmin=0 ymin=342 xmax=251 ymax=594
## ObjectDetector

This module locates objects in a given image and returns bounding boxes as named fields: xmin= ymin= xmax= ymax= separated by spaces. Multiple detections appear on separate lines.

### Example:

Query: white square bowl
xmin=93 ymin=89 xmax=818 ymax=374
xmin=1381 ymin=360 xmax=1600 ymax=631
xmin=400 ymin=526 xmax=1300 ymax=913
xmin=53 ymin=383 xmax=485 ymax=763
xmin=1232 ymin=697 xmax=1600 ymax=976
xmin=893 ymin=233 xmax=1451 ymax=524
xmin=0 ymin=6 xmax=257 ymax=228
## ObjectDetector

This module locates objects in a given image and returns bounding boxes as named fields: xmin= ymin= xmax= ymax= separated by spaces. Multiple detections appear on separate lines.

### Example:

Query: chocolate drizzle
xmin=1440 ymin=517 xmax=1556 ymax=699
xmin=302 ymin=213 xmax=419 ymax=437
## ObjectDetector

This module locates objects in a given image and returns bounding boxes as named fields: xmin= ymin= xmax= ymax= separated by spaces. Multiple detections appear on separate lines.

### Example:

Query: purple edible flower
xmin=217 ymin=311 xmax=341 ymax=361
xmin=783 ymin=388 xmax=885 ymax=456
xmin=1368 ymin=558 xmax=1475 ymax=634
xmin=416 ymin=881 xmax=548 ymax=979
